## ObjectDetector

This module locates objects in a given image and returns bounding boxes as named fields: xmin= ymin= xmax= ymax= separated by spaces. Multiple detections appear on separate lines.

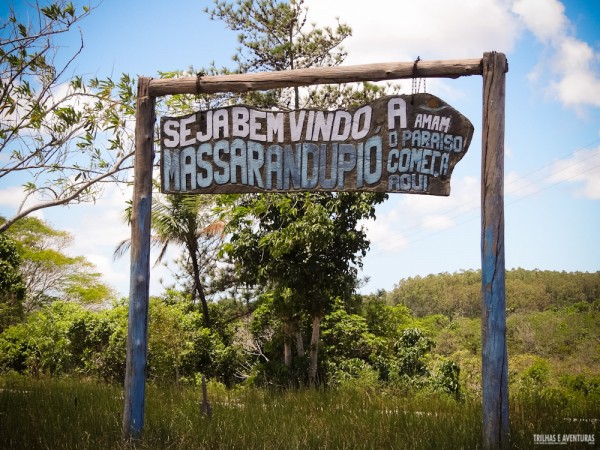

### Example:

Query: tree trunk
xmin=190 ymin=249 xmax=211 ymax=328
xmin=283 ymin=320 xmax=292 ymax=368
xmin=200 ymin=375 xmax=212 ymax=418
xmin=284 ymin=337 xmax=292 ymax=368
xmin=308 ymin=314 xmax=321 ymax=385
xmin=295 ymin=329 xmax=305 ymax=357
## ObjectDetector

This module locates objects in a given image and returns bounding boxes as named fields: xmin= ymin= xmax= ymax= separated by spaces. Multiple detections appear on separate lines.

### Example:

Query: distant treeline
xmin=1 ymin=268 xmax=598 ymax=398
xmin=384 ymin=269 xmax=600 ymax=318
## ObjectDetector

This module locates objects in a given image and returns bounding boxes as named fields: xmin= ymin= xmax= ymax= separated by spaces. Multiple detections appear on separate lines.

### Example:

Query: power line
xmin=366 ymin=139 xmax=600 ymax=255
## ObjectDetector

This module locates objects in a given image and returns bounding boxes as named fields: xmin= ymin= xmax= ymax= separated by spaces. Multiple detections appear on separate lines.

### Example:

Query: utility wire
xmin=366 ymin=139 xmax=600 ymax=255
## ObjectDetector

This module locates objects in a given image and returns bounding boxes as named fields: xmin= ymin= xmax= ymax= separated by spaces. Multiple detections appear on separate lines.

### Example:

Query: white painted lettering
xmin=301 ymin=144 xmax=319 ymax=189
xmin=266 ymin=145 xmax=283 ymax=189
xmin=249 ymin=109 xmax=267 ymax=142
xmin=197 ymin=144 xmax=213 ymax=188
xmin=305 ymin=111 xmax=315 ymax=141
xmin=283 ymin=144 xmax=302 ymax=190
xmin=230 ymin=139 xmax=248 ymax=184
xmin=213 ymin=109 xmax=229 ymax=139
xmin=351 ymin=105 xmax=371 ymax=140
xmin=247 ymin=142 xmax=265 ymax=188
xmin=163 ymin=120 xmax=180 ymax=147
xmin=163 ymin=148 xmax=180 ymax=191
xmin=179 ymin=116 xmax=196 ymax=146
xmin=180 ymin=146 xmax=196 ymax=189
xmin=387 ymin=97 xmax=407 ymax=129
xmin=337 ymin=144 xmax=356 ymax=189
xmin=267 ymin=112 xmax=284 ymax=143
xmin=363 ymin=136 xmax=382 ymax=185
xmin=290 ymin=111 xmax=306 ymax=141
xmin=197 ymin=111 xmax=213 ymax=142
xmin=331 ymin=111 xmax=352 ymax=141
xmin=232 ymin=107 xmax=249 ymax=138
xmin=319 ymin=144 xmax=337 ymax=189
xmin=312 ymin=111 xmax=334 ymax=141
xmin=213 ymin=140 xmax=230 ymax=184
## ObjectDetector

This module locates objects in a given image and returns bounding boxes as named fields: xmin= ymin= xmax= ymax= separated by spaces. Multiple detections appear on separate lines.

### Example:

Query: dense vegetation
xmin=1 ymin=0 xmax=598 ymax=447
xmin=1 ymin=268 xmax=598 ymax=448
xmin=388 ymin=269 xmax=600 ymax=317
xmin=1 ymin=268 xmax=598 ymax=401
xmin=1 ymin=211 xmax=598 ymax=448
xmin=383 ymin=270 xmax=600 ymax=397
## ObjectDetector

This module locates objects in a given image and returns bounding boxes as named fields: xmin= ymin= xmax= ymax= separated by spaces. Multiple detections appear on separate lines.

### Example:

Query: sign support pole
xmin=122 ymin=77 xmax=155 ymax=441
xmin=123 ymin=56 xmax=509 ymax=448
xmin=481 ymin=52 xmax=509 ymax=449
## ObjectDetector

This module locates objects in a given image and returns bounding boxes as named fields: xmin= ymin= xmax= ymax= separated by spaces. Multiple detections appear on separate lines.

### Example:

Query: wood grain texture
xmin=481 ymin=52 xmax=509 ymax=450
xmin=122 ymin=77 xmax=155 ymax=441
xmin=159 ymin=94 xmax=474 ymax=196
xmin=149 ymin=59 xmax=483 ymax=96
xmin=127 ymin=55 xmax=509 ymax=449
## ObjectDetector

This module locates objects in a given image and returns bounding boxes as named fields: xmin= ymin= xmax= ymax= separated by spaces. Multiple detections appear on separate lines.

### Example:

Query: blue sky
xmin=1 ymin=0 xmax=599 ymax=297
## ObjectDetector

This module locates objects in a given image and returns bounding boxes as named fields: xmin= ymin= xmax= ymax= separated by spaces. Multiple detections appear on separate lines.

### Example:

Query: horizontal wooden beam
xmin=148 ymin=58 xmax=483 ymax=97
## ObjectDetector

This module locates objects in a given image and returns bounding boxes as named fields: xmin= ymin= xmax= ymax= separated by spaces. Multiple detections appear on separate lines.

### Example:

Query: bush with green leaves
xmin=0 ymin=301 xmax=126 ymax=379
xmin=431 ymin=359 xmax=463 ymax=400
xmin=0 ymin=233 xmax=25 ymax=331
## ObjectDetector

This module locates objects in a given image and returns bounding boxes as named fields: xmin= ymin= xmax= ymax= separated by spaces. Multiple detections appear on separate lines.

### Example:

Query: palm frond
xmin=113 ymin=239 xmax=131 ymax=261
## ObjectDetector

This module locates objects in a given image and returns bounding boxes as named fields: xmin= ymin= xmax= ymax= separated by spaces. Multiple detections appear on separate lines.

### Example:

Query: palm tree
xmin=116 ymin=193 xmax=224 ymax=327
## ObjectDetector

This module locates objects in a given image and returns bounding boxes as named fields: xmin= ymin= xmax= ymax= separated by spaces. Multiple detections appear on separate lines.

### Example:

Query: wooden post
xmin=122 ymin=77 xmax=155 ymax=441
xmin=148 ymin=59 xmax=483 ymax=96
xmin=123 ymin=56 xmax=509 ymax=448
xmin=481 ymin=52 xmax=509 ymax=449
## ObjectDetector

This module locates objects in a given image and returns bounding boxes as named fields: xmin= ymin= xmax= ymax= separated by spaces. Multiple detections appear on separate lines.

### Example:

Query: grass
xmin=0 ymin=376 xmax=597 ymax=449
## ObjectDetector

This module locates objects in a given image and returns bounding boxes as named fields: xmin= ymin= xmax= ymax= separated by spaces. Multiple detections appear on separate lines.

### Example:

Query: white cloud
xmin=0 ymin=185 xmax=46 ymax=221
xmin=365 ymin=176 xmax=480 ymax=254
xmin=305 ymin=0 xmax=521 ymax=64
xmin=505 ymin=170 xmax=544 ymax=198
xmin=58 ymin=182 xmax=192 ymax=297
xmin=512 ymin=0 xmax=567 ymax=43
xmin=361 ymin=210 xmax=408 ymax=253
xmin=56 ymin=184 xmax=131 ymax=295
xmin=551 ymin=38 xmax=600 ymax=108
xmin=85 ymin=252 xmax=129 ymax=289
xmin=402 ymin=175 xmax=479 ymax=218
xmin=305 ymin=0 xmax=600 ymax=110
xmin=549 ymin=147 xmax=600 ymax=199
xmin=512 ymin=0 xmax=600 ymax=109
xmin=505 ymin=145 xmax=514 ymax=158
xmin=422 ymin=214 xmax=455 ymax=230
xmin=0 ymin=186 xmax=27 ymax=210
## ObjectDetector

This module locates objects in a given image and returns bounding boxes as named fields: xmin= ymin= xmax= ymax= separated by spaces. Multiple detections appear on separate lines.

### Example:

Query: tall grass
xmin=0 ymin=376 xmax=597 ymax=449
xmin=0 ymin=375 xmax=122 ymax=449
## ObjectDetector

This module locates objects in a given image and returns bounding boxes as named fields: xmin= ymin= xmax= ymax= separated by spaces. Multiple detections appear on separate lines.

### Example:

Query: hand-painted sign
xmin=160 ymin=93 xmax=473 ymax=195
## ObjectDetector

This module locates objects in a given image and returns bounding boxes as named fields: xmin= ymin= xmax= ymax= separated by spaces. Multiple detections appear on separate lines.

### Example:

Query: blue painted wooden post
xmin=122 ymin=77 xmax=155 ymax=441
xmin=481 ymin=52 xmax=509 ymax=449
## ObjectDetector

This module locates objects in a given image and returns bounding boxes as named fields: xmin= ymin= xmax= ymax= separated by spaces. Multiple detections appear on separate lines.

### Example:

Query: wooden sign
xmin=160 ymin=93 xmax=473 ymax=195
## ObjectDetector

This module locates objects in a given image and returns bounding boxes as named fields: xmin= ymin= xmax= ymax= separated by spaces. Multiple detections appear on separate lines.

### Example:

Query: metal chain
xmin=411 ymin=56 xmax=426 ymax=95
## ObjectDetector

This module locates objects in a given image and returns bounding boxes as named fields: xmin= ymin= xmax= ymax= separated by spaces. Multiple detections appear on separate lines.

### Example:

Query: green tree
xmin=2 ymin=216 xmax=114 ymax=311
xmin=225 ymin=192 xmax=386 ymax=384
xmin=204 ymin=0 xmax=392 ymax=385
xmin=0 ymin=301 xmax=78 ymax=376
xmin=67 ymin=301 xmax=128 ymax=381
xmin=0 ymin=300 xmax=128 ymax=380
xmin=388 ymin=269 xmax=600 ymax=318
xmin=206 ymin=0 xmax=351 ymax=109
xmin=0 ymin=233 xmax=26 ymax=331
xmin=116 ymin=194 xmax=224 ymax=327
xmin=0 ymin=1 xmax=136 ymax=233
xmin=362 ymin=295 xmax=413 ymax=338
